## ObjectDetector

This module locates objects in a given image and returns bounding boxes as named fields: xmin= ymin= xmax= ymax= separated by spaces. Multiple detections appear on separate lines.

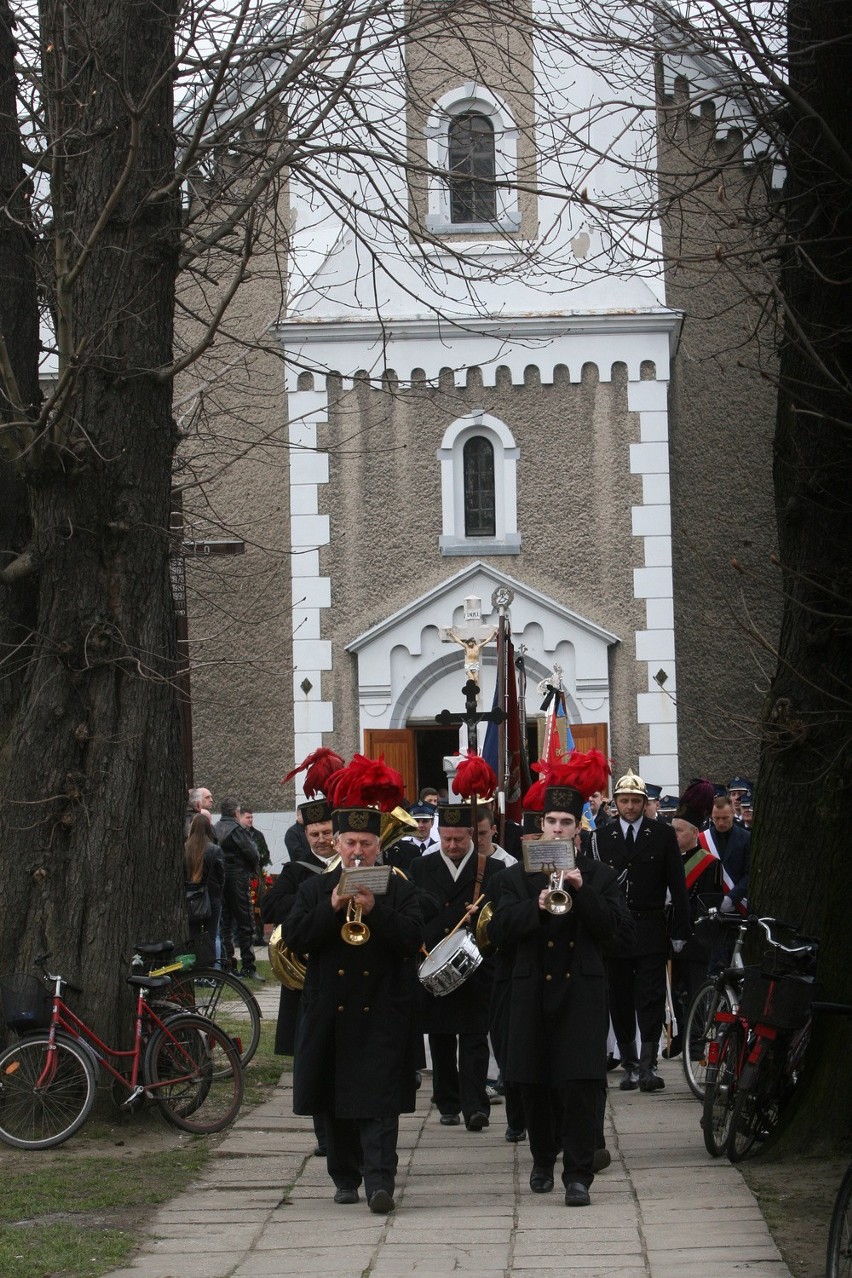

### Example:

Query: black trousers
xmin=607 ymin=952 xmax=666 ymax=1046
xmin=325 ymin=1114 xmax=399 ymax=1198
xmin=521 ymin=1080 xmax=598 ymax=1188
xmin=429 ymin=1032 xmax=490 ymax=1123
xmin=220 ymin=874 xmax=256 ymax=970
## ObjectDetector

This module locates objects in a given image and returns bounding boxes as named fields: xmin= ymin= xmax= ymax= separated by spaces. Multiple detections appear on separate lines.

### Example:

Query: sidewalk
xmin=105 ymin=989 xmax=790 ymax=1278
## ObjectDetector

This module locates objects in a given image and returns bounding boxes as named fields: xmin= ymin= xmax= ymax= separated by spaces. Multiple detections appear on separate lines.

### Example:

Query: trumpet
xmin=340 ymin=854 xmax=371 ymax=946
xmin=542 ymin=868 xmax=573 ymax=915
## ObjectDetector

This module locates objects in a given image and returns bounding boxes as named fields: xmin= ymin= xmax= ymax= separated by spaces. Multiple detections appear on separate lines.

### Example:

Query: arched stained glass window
xmin=463 ymin=436 xmax=496 ymax=537
xmin=448 ymin=112 xmax=496 ymax=224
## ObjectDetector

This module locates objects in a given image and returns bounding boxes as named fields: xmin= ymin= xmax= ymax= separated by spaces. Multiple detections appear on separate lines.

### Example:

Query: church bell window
xmin=463 ymin=436 xmax=496 ymax=537
xmin=448 ymin=113 xmax=497 ymax=224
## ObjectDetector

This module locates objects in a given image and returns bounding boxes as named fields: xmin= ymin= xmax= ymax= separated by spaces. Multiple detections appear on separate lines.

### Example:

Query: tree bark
xmin=750 ymin=0 xmax=852 ymax=1154
xmin=0 ymin=0 xmax=185 ymax=1043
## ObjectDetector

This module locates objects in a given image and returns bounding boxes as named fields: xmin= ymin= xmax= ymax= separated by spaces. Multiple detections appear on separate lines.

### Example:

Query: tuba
xmin=474 ymin=900 xmax=495 ymax=956
xmin=268 ymin=852 xmax=341 ymax=989
xmin=268 ymin=925 xmax=307 ymax=989
xmin=380 ymin=805 xmax=418 ymax=851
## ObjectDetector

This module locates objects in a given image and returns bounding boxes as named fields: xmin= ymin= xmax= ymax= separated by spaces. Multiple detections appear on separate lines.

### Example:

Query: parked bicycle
xmin=133 ymin=941 xmax=262 ymax=1066
xmin=0 ymin=955 xmax=243 ymax=1150
xmin=682 ymin=907 xmax=748 ymax=1100
xmin=701 ymin=917 xmax=817 ymax=1159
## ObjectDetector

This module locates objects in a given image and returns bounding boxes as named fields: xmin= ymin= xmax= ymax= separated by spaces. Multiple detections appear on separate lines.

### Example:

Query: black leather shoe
xmin=334 ymin=1188 xmax=359 ymax=1205
xmin=639 ymin=1069 xmax=665 ymax=1092
xmin=368 ymin=1189 xmax=395 ymax=1214
xmin=564 ymin=1182 xmax=591 ymax=1207
xmin=466 ymin=1112 xmax=489 ymax=1131
xmin=505 ymin=1126 xmax=526 ymax=1142
xmin=313 ymin=1144 xmax=327 ymax=1157
xmin=592 ymin=1147 xmax=612 ymax=1173
xmin=439 ymin=1114 xmax=461 ymax=1126
xmin=530 ymin=1166 xmax=555 ymax=1194
xmin=619 ymin=1066 xmax=640 ymax=1091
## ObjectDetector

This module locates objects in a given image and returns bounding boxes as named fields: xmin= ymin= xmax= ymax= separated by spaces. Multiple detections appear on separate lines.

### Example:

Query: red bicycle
xmin=0 ymin=954 xmax=243 ymax=1150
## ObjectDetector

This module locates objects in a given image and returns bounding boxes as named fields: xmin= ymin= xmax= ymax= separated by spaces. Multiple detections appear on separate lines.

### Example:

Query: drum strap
xmin=470 ymin=852 xmax=487 ymax=921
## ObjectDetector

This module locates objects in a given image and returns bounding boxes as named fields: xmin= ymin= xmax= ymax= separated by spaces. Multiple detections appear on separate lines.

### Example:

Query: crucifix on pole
xmin=436 ymin=595 xmax=504 ymax=757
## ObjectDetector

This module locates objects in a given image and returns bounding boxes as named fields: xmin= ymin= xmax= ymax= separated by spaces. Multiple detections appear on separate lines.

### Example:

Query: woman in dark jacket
xmin=185 ymin=812 xmax=225 ymax=966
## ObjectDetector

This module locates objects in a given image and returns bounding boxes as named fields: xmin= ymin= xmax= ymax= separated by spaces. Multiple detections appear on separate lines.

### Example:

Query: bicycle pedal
xmin=120 ymin=1085 xmax=146 ymax=1110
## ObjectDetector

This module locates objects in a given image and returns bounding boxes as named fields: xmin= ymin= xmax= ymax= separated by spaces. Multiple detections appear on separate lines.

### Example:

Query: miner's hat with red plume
xmin=521 ymin=776 xmax=547 ymax=834
xmin=532 ymin=749 xmax=612 ymax=821
xmin=674 ymin=779 xmax=716 ymax=830
xmin=323 ymin=754 xmax=405 ymax=835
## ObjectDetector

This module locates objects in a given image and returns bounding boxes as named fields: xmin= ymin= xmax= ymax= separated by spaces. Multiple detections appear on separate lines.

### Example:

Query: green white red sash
xmin=683 ymin=846 xmax=718 ymax=889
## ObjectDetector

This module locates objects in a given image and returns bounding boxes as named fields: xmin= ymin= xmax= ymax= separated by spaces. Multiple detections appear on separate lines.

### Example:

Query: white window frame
xmin=438 ymin=411 xmax=521 ymax=555
xmin=425 ymin=83 xmax=521 ymax=235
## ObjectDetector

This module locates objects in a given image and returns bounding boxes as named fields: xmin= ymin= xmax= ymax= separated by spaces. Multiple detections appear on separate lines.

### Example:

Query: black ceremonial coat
xmin=488 ymin=858 xmax=635 ymax=1084
xmin=409 ymin=850 xmax=506 ymax=1036
xmin=594 ymin=818 xmax=691 ymax=955
xmin=260 ymin=850 xmax=328 ymax=1055
xmin=282 ymin=867 xmax=424 ymax=1119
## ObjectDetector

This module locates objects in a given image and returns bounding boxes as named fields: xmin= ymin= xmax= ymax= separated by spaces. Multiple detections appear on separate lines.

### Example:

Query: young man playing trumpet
xmin=282 ymin=759 xmax=425 ymax=1215
xmin=490 ymin=753 xmax=634 ymax=1206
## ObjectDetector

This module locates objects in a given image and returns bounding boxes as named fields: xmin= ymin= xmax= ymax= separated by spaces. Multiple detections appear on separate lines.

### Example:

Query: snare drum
xmin=419 ymin=931 xmax=482 ymax=997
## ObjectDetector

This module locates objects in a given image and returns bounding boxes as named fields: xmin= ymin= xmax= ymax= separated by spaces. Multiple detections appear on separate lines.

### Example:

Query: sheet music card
xmin=338 ymin=864 xmax=393 ymax=896
xmin=522 ymin=839 xmax=576 ymax=875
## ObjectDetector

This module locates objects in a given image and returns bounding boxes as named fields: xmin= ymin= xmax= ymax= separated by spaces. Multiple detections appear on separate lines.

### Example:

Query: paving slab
xmin=101 ymin=1053 xmax=792 ymax=1278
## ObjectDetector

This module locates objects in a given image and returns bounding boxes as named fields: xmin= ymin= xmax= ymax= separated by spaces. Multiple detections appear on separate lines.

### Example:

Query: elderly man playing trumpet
xmin=282 ymin=757 xmax=424 ymax=1215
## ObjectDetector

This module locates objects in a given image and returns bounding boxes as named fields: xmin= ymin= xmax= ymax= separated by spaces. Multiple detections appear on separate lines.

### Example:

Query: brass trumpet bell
xmin=341 ymin=900 xmax=370 ymax=945
xmin=542 ymin=869 xmax=573 ymax=915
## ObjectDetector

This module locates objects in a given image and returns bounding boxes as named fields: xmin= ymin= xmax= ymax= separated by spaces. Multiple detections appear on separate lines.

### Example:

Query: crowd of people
xmin=182 ymin=752 xmax=751 ymax=1216
xmin=182 ymin=789 xmax=270 ymax=982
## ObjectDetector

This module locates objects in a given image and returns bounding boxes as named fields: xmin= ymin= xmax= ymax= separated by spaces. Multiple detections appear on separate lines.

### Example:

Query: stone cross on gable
xmin=439 ymin=595 xmax=498 ymax=688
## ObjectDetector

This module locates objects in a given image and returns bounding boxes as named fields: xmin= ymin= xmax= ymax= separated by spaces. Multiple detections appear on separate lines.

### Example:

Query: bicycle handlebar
xmin=754 ymin=916 xmax=819 ymax=955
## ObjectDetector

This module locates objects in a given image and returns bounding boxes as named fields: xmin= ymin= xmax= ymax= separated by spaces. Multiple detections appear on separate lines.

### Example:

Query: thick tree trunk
xmin=0 ymin=0 xmax=185 ymax=1044
xmin=0 ymin=0 xmax=39 ymax=739
xmin=750 ymin=0 xmax=852 ymax=1154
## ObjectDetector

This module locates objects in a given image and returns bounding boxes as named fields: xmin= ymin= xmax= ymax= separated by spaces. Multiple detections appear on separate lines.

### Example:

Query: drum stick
xmin=423 ymin=894 xmax=485 ymax=960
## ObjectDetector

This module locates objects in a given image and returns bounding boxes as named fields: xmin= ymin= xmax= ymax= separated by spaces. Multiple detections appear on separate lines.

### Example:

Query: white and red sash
xmin=698 ymin=828 xmax=748 ymax=914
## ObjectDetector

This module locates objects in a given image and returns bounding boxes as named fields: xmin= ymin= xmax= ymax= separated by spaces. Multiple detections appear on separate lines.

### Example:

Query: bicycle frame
xmin=37 ymin=975 xmax=206 ymax=1104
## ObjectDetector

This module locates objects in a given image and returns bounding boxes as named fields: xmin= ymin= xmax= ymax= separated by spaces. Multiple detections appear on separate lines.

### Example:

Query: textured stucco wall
xmin=318 ymin=362 xmax=649 ymax=774
xmin=659 ymin=82 xmax=781 ymax=783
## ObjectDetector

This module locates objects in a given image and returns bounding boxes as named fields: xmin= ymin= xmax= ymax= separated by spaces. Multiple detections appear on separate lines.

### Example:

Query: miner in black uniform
xmin=261 ymin=797 xmax=339 ymax=1153
xmin=595 ymin=768 xmax=691 ymax=1092
xmin=489 ymin=755 xmax=635 ymax=1207
xmin=282 ymin=787 xmax=424 ymax=1215
xmin=410 ymin=800 xmax=505 ymax=1131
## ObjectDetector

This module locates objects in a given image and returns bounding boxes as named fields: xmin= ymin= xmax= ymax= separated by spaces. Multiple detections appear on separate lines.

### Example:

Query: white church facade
xmin=185 ymin=1 xmax=780 ymax=846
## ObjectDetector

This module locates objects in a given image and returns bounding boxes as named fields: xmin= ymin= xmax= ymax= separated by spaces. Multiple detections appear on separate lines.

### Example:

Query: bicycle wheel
xmin=702 ymin=1022 xmax=742 ymax=1157
xmin=168 ymin=970 xmax=261 ymax=1066
xmin=827 ymin=1164 xmax=852 ymax=1278
xmin=0 ymin=1032 xmax=97 ymax=1149
xmin=683 ymin=981 xmax=731 ymax=1101
xmin=144 ymin=1013 xmax=243 ymax=1134
xmin=728 ymin=1041 xmax=776 ymax=1162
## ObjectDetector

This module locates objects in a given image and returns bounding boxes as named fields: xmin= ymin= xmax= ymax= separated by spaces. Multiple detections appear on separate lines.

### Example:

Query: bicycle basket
xmin=739 ymin=968 xmax=814 ymax=1030
xmin=0 ymin=974 xmax=52 ymax=1033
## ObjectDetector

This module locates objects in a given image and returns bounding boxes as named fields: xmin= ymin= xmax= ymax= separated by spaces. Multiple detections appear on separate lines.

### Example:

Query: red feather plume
xmin=679 ymin=779 xmax=716 ymax=827
xmin=323 ymin=754 xmax=405 ymax=813
xmin=522 ymin=778 xmax=548 ymax=811
xmin=453 ymin=751 xmax=497 ymax=801
xmin=281 ymin=747 xmax=345 ymax=798
xmin=529 ymin=749 xmax=611 ymax=801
